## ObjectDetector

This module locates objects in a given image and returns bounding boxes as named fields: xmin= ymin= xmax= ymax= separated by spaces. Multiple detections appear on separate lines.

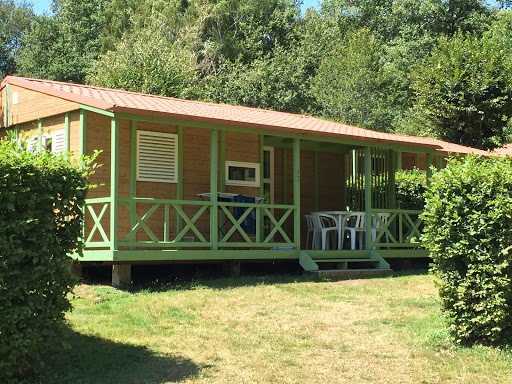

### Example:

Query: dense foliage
xmin=0 ymin=135 xmax=96 ymax=382
xmin=422 ymin=155 xmax=512 ymax=346
xmin=2 ymin=0 xmax=512 ymax=149
xmin=395 ymin=169 xmax=427 ymax=210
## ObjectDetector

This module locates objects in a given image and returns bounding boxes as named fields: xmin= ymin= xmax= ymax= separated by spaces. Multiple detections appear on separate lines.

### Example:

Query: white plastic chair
xmin=341 ymin=212 xmax=366 ymax=250
xmin=304 ymin=214 xmax=316 ymax=249
xmin=310 ymin=213 xmax=338 ymax=250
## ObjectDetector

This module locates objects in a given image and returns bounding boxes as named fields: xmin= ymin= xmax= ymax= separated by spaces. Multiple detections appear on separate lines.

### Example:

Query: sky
xmin=32 ymin=0 xmax=51 ymax=15
xmin=30 ymin=0 xmax=320 ymax=15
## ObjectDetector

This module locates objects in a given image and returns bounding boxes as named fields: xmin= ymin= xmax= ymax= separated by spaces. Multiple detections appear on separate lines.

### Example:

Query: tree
xmin=410 ymin=14 xmax=512 ymax=149
xmin=88 ymin=29 xmax=200 ymax=99
xmin=16 ymin=0 xmax=108 ymax=83
xmin=0 ymin=0 xmax=34 ymax=78
xmin=311 ymin=29 xmax=400 ymax=131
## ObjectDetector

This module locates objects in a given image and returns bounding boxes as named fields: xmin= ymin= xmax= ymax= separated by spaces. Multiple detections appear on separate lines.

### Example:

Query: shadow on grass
xmin=37 ymin=328 xmax=201 ymax=384
xmin=133 ymin=274 xmax=317 ymax=293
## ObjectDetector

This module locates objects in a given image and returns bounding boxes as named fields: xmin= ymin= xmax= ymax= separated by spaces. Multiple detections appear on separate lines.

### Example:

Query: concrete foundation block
xmin=112 ymin=264 xmax=131 ymax=288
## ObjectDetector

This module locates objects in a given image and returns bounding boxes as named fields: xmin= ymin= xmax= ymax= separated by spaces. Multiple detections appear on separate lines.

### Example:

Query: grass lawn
xmin=36 ymin=272 xmax=512 ymax=384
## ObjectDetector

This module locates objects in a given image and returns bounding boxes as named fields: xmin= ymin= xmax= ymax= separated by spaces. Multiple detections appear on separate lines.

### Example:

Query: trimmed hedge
xmin=395 ymin=169 xmax=427 ymax=210
xmin=422 ymin=155 xmax=512 ymax=346
xmin=0 ymin=135 xmax=96 ymax=382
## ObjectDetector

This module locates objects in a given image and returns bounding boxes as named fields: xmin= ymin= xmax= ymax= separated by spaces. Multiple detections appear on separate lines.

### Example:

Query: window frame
xmin=225 ymin=160 xmax=261 ymax=187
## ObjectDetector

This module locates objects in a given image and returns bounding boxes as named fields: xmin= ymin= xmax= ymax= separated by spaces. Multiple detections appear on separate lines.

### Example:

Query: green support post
xmin=64 ymin=112 xmax=70 ymax=153
xmin=426 ymin=153 xmax=432 ymax=187
xmin=177 ymin=125 xmax=184 ymax=237
xmin=388 ymin=149 xmax=396 ymax=209
xmin=110 ymin=117 xmax=119 ymax=252
xmin=364 ymin=146 xmax=372 ymax=250
xmin=414 ymin=153 xmax=419 ymax=169
xmin=5 ymin=83 xmax=9 ymax=128
xmin=37 ymin=119 xmax=43 ymax=152
xmin=130 ymin=120 xmax=137 ymax=245
xmin=14 ymin=124 xmax=19 ymax=140
xmin=436 ymin=155 xmax=442 ymax=170
xmin=293 ymin=138 xmax=301 ymax=250
xmin=396 ymin=151 xmax=402 ymax=170
xmin=282 ymin=148 xmax=288 ymax=204
xmin=210 ymin=129 xmax=218 ymax=250
xmin=79 ymin=109 xmax=86 ymax=156
xmin=258 ymin=134 xmax=264 ymax=242
xmin=313 ymin=151 xmax=319 ymax=211
xmin=219 ymin=130 xmax=225 ymax=193
xmin=341 ymin=153 xmax=346 ymax=210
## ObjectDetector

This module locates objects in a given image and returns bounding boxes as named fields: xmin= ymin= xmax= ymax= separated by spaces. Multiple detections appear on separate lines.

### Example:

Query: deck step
xmin=305 ymin=268 xmax=393 ymax=281
xmin=313 ymin=258 xmax=379 ymax=263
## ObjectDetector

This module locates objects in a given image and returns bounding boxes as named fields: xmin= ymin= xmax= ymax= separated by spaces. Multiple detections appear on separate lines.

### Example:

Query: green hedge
xmin=422 ymin=155 xmax=512 ymax=346
xmin=395 ymin=169 xmax=427 ymax=210
xmin=0 ymin=135 xmax=96 ymax=382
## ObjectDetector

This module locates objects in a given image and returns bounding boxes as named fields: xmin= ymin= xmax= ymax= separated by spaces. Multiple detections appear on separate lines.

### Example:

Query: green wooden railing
xmin=370 ymin=208 xmax=424 ymax=248
xmin=83 ymin=197 xmax=297 ymax=250
xmin=84 ymin=197 xmax=111 ymax=248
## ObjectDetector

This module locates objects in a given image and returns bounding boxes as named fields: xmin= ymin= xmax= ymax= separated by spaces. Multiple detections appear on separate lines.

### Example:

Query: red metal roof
xmin=492 ymin=143 xmax=512 ymax=157
xmin=0 ymin=76 xmax=489 ymax=155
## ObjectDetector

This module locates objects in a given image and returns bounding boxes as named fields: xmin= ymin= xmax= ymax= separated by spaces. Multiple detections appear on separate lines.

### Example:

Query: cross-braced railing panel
xmin=117 ymin=198 xmax=212 ymax=247
xmin=370 ymin=208 xmax=424 ymax=248
xmin=216 ymin=201 xmax=295 ymax=247
xmin=84 ymin=198 xmax=111 ymax=248
xmin=84 ymin=197 xmax=299 ymax=250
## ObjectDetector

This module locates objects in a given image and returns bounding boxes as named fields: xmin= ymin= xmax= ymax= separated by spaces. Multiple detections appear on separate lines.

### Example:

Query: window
xmin=44 ymin=131 xmax=65 ymax=153
xmin=225 ymin=161 xmax=260 ymax=187
xmin=137 ymin=130 xmax=178 ymax=183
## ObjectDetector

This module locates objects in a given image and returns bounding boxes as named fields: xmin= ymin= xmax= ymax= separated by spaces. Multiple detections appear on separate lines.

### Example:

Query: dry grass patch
xmin=37 ymin=273 xmax=512 ymax=384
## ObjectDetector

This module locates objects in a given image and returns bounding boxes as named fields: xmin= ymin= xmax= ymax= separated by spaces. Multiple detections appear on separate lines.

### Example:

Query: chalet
xmin=0 ymin=76 xmax=488 ymax=285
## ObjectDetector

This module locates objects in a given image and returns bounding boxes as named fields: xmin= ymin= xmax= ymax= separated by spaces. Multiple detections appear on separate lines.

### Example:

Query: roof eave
xmin=3 ymin=76 xmax=115 ymax=110
xmin=110 ymin=106 xmax=440 ymax=151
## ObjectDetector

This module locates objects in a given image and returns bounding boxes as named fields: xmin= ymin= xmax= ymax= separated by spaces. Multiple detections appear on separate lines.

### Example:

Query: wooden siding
xmin=3 ymin=85 xmax=79 ymax=125
xmin=84 ymin=119 xmax=264 ymax=246
xmin=0 ymin=86 xmax=5 ymax=128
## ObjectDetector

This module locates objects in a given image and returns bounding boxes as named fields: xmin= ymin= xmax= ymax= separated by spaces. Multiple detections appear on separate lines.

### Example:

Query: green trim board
xmin=210 ymin=129 xmax=218 ymax=249
xmin=79 ymin=104 xmax=115 ymax=117
xmin=110 ymin=117 xmax=119 ymax=251
xmin=258 ymin=134 xmax=265 ymax=242
xmin=37 ymin=119 xmax=42 ymax=152
xmin=282 ymin=148 xmax=288 ymax=204
xmin=219 ymin=130 xmax=225 ymax=193
xmin=364 ymin=146 xmax=372 ymax=250
xmin=177 ymin=125 xmax=184 ymax=237
xmin=64 ymin=113 xmax=70 ymax=152
xmin=426 ymin=153 xmax=432 ymax=186
xmin=436 ymin=155 xmax=443 ymax=170
xmin=293 ymin=138 xmax=301 ymax=249
xmin=313 ymin=151 xmax=319 ymax=211
xmin=264 ymin=136 xmax=352 ymax=154
xmin=130 ymin=120 xmax=137 ymax=245
xmin=79 ymin=109 xmax=86 ymax=156
xmin=77 ymin=248 xmax=428 ymax=262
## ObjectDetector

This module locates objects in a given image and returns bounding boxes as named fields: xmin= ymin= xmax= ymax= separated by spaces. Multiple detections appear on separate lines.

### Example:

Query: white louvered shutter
xmin=137 ymin=131 xmax=178 ymax=183
xmin=51 ymin=131 xmax=66 ymax=153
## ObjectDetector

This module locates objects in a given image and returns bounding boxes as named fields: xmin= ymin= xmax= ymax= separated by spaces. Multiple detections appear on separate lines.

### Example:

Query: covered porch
xmin=80 ymin=111 xmax=433 ymax=270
